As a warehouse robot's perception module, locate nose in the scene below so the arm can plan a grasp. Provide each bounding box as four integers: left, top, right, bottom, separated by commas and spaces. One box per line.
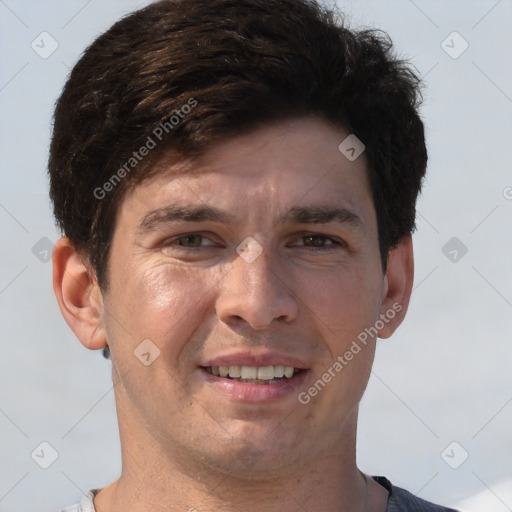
216, 246, 300, 330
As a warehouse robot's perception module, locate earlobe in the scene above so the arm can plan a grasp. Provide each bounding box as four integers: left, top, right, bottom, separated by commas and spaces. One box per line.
52, 237, 107, 351
378, 235, 414, 339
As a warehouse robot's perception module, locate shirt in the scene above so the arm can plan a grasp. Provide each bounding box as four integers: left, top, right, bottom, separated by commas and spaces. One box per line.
60, 476, 459, 511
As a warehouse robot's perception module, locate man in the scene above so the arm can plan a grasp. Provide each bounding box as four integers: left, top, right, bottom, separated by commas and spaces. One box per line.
50, 0, 457, 510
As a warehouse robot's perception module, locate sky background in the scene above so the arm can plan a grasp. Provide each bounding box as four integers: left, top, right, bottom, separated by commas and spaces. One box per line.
0, 1, 511, 511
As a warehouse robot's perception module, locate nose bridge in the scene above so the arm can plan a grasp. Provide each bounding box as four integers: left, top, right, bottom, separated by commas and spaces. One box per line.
216, 242, 299, 329
242, 249, 280, 302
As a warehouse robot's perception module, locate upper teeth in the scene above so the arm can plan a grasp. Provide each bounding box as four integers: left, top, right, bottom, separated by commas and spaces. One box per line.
211, 365, 296, 379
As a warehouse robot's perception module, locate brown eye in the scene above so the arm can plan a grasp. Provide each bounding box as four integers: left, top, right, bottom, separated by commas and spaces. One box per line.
289, 233, 347, 252
177, 234, 204, 247
302, 235, 335, 247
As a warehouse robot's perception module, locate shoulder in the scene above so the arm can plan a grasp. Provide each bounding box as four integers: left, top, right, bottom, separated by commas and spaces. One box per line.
59, 489, 99, 512
373, 476, 460, 512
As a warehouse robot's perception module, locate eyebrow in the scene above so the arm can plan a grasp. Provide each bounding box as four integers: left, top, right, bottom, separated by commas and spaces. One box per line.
137, 205, 235, 234
277, 205, 362, 227
137, 204, 362, 235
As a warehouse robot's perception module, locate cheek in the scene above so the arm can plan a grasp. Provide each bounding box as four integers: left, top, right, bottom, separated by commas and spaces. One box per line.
105, 262, 222, 356
298, 265, 383, 344
135, 265, 192, 312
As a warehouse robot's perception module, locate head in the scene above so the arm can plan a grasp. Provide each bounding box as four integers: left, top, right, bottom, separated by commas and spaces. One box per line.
50, 0, 426, 479
49, 0, 426, 291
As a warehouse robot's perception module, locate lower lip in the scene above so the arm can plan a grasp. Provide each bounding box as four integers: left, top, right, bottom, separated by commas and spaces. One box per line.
199, 368, 309, 403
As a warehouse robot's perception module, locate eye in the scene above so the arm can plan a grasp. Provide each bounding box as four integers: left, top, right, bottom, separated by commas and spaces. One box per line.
293, 234, 344, 249
175, 234, 211, 247
162, 233, 218, 251
301, 235, 335, 247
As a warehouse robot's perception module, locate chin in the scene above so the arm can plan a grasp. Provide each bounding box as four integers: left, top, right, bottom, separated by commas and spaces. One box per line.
190, 425, 304, 477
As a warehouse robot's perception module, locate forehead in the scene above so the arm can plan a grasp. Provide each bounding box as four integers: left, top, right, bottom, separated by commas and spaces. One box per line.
119, 117, 373, 225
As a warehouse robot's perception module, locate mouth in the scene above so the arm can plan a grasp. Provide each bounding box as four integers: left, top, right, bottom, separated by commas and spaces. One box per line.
202, 365, 304, 384
199, 363, 309, 402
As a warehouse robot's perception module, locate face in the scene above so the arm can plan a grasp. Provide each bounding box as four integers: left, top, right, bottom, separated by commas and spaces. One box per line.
98, 117, 393, 476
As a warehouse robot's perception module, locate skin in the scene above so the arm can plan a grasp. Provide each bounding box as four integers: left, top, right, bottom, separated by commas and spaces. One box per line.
53, 117, 414, 512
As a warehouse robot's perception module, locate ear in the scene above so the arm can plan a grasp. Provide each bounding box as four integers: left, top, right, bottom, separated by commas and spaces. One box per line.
378, 235, 414, 339
52, 237, 107, 350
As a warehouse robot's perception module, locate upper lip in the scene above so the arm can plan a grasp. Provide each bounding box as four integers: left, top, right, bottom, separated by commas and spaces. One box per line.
201, 350, 309, 369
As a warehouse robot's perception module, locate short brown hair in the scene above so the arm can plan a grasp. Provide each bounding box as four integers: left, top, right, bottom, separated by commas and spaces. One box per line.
49, 0, 427, 289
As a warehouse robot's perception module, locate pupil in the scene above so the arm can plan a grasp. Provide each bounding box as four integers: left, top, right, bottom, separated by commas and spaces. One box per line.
306, 235, 324, 246
181, 235, 201, 247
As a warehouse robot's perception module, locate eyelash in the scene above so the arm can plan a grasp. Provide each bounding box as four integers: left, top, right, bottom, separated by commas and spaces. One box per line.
162, 233, 346, 251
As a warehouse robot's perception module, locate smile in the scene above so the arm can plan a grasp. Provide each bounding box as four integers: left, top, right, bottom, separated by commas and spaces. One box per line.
200, 364, 309, 402
203, 365, 302, 384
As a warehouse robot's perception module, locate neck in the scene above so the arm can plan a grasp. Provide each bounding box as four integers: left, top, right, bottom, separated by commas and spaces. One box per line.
99, 459, 368, 512
97, 416, 370, 512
